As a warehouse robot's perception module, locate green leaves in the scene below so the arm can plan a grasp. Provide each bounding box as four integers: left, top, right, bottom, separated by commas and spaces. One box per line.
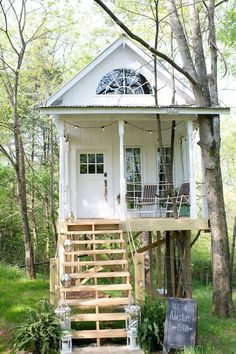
137, 297, 166, 353
12, 299, 62, 354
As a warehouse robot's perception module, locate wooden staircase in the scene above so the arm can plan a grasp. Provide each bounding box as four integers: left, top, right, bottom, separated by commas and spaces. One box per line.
59, 220, 132, 346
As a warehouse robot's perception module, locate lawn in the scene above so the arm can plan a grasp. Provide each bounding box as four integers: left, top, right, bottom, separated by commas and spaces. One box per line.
184, 283, 236, 354
0, 264, 49, 353
0, 263, 236, 353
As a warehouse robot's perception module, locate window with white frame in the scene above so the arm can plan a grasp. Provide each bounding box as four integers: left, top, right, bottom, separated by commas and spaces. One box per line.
157, 147, 172, 197
125, 147, 142, 207
80, 153, 104, 174
96, 68, 153, 95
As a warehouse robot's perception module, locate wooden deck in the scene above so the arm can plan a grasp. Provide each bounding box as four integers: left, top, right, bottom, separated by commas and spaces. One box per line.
59, 217, 209, 233
123, 217, 209, 232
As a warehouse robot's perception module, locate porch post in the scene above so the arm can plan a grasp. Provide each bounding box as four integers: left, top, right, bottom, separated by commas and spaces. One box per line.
55, 118, 67, 222
59, 135, 66, 221
65, 139, 70, 214
187, 120, 197, 219
119, 120, 126, 221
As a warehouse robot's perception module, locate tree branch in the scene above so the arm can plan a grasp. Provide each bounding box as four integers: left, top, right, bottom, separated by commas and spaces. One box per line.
0, 2, 20, 56
189, 1, 211, 105
215, 0, 229, 8
94, 0, 199, 87
0, 144, 16, 168
190, 230, 201, 248
118, 6, 154, 22
167, 0, 199, 83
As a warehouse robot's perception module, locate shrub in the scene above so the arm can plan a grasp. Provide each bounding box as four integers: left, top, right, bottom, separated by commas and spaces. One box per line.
0, 263, 25, 280
12, 299, 61, 354
137, 297, 166, 353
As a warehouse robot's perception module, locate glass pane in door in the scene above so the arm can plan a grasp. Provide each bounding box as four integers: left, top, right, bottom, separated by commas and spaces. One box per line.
125, 147, 142, 208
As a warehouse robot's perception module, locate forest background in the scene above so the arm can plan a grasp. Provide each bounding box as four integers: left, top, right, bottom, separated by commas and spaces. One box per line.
0, 0, 235, 293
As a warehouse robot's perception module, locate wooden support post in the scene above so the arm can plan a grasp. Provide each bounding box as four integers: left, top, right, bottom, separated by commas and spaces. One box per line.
170, 233, 176, 296
166, 231, 175, 297
50, 258, 60, 305
184, 230, 192, 298
59, 234, 65, 284
176, 231, 192, 298
156, 231, 163, 290
135, 253, 145, 302
149, 232, 154, 298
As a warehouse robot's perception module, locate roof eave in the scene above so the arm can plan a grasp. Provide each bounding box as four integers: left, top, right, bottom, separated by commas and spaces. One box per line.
40, 106, 230, 116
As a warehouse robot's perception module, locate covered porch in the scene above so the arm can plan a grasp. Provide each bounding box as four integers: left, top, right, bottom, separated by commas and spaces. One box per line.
40, 105, 229, 223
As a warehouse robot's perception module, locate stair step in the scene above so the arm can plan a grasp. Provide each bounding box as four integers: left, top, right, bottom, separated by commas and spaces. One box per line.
63, 259, 128, 267
61, 284, 132, 292
72, 329, 127, 339
64, 230, 123, 235
69, 239, 125, 245
65, 249, 126, 256
66, 297, 130, 308
70, 271, 130, 279
71, 313, 128, 322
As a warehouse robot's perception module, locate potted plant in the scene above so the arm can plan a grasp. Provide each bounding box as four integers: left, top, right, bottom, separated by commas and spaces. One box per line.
12, 299, 62, 354
137, 297, 166, 353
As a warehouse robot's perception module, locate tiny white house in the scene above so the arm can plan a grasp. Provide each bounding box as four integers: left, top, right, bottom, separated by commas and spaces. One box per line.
42, 35, 228, 229
44, 36, 229, 345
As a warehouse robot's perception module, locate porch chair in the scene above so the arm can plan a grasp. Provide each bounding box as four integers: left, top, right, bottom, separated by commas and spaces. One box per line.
165, 181, 190, 218
135, 184, 158, 217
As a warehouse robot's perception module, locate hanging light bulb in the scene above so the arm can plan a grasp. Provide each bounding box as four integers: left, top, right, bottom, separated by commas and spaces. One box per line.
149, 130, 153, 134
101, 126, 105, 132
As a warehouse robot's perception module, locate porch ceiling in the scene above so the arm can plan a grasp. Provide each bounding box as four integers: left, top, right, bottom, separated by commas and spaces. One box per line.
40, 105, 230, 116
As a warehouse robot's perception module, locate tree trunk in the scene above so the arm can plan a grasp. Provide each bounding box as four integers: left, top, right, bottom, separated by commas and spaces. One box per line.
30, 116, 38, 260
15, 132, 36, 279
49, 118, 58, 246
230, 215, 236, 289
199, 114, 233, 316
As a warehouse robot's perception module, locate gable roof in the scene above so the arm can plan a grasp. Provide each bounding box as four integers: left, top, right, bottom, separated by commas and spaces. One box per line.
46, 35, 194, 107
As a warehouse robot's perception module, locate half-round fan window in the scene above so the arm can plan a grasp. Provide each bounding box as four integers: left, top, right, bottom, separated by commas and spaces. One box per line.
96, 68, 153, 95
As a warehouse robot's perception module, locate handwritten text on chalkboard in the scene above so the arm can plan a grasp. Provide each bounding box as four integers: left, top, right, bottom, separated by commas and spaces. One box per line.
163, 298, 197, 353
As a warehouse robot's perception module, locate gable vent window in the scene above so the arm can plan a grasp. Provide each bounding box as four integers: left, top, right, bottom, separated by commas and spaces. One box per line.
96, 68, 153, 95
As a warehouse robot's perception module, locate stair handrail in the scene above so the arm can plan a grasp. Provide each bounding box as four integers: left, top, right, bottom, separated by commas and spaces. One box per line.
124, 204, 137, 265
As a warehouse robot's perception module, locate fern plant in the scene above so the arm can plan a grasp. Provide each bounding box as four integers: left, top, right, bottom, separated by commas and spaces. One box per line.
137, 297, 166, 353
12, 299, 62, 354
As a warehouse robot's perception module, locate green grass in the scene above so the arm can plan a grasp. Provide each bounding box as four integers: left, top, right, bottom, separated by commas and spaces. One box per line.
0, 263, 236, 353
182, 283, 236, 354
0, 263, 49, 353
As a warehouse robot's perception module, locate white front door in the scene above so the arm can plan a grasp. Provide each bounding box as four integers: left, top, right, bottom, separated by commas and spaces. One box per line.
77, 150, 112, 218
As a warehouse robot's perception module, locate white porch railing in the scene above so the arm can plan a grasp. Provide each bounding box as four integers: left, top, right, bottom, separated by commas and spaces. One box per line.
126, 182, 191, 219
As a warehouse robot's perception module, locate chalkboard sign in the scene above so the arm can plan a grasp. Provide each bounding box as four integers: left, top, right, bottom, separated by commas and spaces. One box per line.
163, 297, 197, 353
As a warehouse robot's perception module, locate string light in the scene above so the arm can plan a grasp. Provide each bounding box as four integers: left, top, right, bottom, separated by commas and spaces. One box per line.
65, 120, 184, 133
124, 120, 183, 133
65, 120, 118, 130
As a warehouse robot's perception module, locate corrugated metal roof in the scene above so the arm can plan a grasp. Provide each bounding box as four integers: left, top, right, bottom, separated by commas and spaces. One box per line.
41, 105, 228, 109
